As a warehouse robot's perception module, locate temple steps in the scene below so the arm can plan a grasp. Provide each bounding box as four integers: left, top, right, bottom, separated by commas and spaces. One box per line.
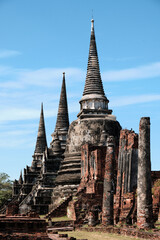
48, 184, 79, 215
58, 168, 81, 175
61, 161, 81, 167
60, 163, 81, 171
55, 151, 81, 184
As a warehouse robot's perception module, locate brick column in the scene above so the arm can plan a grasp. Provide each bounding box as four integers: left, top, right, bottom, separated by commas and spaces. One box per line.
102, 136, 115, 225
137, 117, 153, 228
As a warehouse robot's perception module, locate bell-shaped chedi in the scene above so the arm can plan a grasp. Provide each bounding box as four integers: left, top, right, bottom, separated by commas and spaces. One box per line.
54, 19, 121, 200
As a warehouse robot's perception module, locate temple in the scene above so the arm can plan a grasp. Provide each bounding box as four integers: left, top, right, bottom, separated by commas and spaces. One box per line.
10, 19, 160, 229
12, 73, 69, 215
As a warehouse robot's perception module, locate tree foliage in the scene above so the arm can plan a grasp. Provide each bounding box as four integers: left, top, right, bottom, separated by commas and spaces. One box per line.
0, 173, 12, 206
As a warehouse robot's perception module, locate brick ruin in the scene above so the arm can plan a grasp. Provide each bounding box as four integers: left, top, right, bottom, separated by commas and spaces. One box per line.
1, 18, 159, 234
114, 129, 138, 225
0, 202, 50, 239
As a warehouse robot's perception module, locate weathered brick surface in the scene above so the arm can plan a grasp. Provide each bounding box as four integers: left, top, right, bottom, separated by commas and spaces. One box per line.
79, 144, 106, 194
114, 129, 138, 224
0, 203, 49, 240
6, 202, 19, 216
137, 117, 153, 229
102, 136, 115, 225
152, 179, 160, 221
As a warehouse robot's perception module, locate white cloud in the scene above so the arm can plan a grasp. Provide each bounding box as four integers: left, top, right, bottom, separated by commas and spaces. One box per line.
0, 134, 34, 148
1, 61, 160, 91
110, 94, 160, 107
19, 67, 84, 87
0, 50, 21, 58
0, 108, 56, 122
0, 65, 12, 75
0, 104, 79, 122
102, 62, 160, 81
0, 66, 85, 89
0, 63, 160, 124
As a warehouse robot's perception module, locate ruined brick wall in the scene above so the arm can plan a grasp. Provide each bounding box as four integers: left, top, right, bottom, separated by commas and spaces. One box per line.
151, 171, 160, 185
0, 209, 49, 239
67, 190, 103, 224
114, 129, 138, 224
67, 144, 107, 223
152, 179, 160, 221
79, 144, 106, 194
6, 202, 19, 216
151, 171, 160, 222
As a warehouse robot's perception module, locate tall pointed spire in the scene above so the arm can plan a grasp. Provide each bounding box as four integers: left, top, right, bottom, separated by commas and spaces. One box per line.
83, 19, 105, 96
55, 72, 69, 131
34, 103, 47, 154
51, 73, 69, 151
78, 19, 112, 119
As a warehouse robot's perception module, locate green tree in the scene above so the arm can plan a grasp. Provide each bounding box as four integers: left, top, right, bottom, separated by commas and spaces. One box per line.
0, 173, 12, 206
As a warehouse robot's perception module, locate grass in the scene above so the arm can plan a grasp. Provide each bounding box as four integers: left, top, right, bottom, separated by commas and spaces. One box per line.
155, 221, 160, 229
40, 215, 72, 222
59, 230, 142, 240
51, 216, 72, 221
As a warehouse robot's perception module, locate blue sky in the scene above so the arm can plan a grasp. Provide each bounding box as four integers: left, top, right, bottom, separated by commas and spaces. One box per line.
0, 0, 160, 180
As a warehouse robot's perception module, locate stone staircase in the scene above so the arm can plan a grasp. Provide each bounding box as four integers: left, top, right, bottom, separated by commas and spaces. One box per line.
19, 182, 39, 213
18, 180, 53, 214
46, 185, 86, 220
46, 195, 72, 218
55, 152, 81, 185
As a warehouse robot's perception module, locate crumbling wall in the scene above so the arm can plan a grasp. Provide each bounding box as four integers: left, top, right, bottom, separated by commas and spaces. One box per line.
114, 129, 138, 224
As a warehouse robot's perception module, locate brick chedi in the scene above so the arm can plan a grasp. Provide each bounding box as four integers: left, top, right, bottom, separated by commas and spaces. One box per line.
14, 104, 48, 203
137, 117, 153, 228
49, 19, 121, 215
12, 74, 69, 215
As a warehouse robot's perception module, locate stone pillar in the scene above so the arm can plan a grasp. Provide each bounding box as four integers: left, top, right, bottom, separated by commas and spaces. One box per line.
137, 117, 153, 228
102, 136, 115, 225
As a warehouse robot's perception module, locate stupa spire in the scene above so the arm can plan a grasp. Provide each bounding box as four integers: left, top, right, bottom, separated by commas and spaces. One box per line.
78, 19, 112, 119
34, 103, 47, 154
83, 19, 105, 96
55, 72, 69, 131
